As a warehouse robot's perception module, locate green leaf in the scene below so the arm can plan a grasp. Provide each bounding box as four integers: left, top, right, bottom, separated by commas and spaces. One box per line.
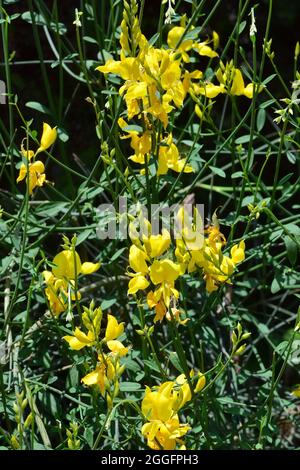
231, 171, 243, 179
257, 323, 270, 336
101, 298, 116, 310
122, 124, 143, 133
238, 21, 247, 34
83, 36, 98, 45
25, 101, 51, 115
169, 352, 183, 373
57, 127, 69, 142
75, 229, 94, 246
109, 247, 126, 263
143, 359, 161, 373
209, 166, 226, 178
21, 11, 66, 34
262, 74, 277, 85
256, 108, 266, 132
84, 428, 94, 449
235, 134, 256, 144
271, 273, 284, 294
149, 33, 159, 46
287, 151, 296, 164
284, 236, 298, 265
120, 382, 142, 392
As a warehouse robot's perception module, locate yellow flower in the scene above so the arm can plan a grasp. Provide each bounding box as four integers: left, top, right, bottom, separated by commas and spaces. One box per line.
167, 26, 194, 62
175, 207, 245, 293
21, 144, 34, 160
127, 245, 150, 295
141, 380, 192, 450
36, 122, 57, 154
142, 384, 174, 421
96, 57, 139, 81
81, 356, 116, 396
193, 41, 218, 58
172, 371, 206, 410
194, 371, 206, 393
129, 245, 148, 274
292, 385, 300, 398
52, 249, 100, 280
216, 65, 260, 99
143, 229, 171, 258
63, 327, 95, 350
197, 82, 226, 99
128, 275, 150, 295
231, 240, 246, 264
16, 160, 46, 195
43, 270, 68, 316
107, 340, 129, 356
149, 259, 181, 285
167, 25, 218, 62
158, 135, 193, 175
165, 307, 189, 325
147, 291, 167, 323
230, 68, 254, 98
105, 314, 124, 341
104, 315, 129, 357
142, 417, 190, 450
182, 69, 203, 99
213, 31, 220, 49
118, 117, 152, 165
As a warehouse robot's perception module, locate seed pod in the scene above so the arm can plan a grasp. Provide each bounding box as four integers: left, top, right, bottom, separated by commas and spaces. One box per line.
24, 413, 33, 429
11, 435, 20, 450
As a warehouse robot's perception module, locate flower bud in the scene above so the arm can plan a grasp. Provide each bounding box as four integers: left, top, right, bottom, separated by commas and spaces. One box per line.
241, 332, 251, 340
106, 394, 113, 410
231, 330, 238, 345
295, 42, 300, 60
235, 344, 246, 355
24, 413, 33, 429
13, 403, 19, 414
21, 398, 28, 410
135, 329, 145, 336
11, 435, 20, 449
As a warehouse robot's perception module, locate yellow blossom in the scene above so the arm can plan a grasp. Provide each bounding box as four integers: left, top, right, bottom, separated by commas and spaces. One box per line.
149, 259, 181, 285
81, 356, 116, 396
105, 314, 124, 341
231, 240, 246, 264
292, 385, 300, 398
63, 327, 95, 350
141, 379, 194, 450
17, 160, 46, 195
158, 135, 194, 175
142, 417, 190, 450
43, 270, 69, 316
52, 249, 100, 280
127, 245, 150, 295
36, 122, 57, 154
107, 339, 129, 356
143, 229, 171, 258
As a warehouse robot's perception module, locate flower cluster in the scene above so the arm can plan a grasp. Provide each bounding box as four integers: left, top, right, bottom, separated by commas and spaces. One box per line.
64, 302, 129, 407
175, 207, 245, 293
43, 236, 100, 317
97, 6, 258, 176
127, 215, 183, 323
127, 208, 245, 322
141, 371, 206, 450
17, 123, 57, 195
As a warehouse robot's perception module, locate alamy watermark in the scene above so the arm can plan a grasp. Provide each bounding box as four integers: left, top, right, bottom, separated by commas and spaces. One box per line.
95, 197, 205, 250
0, 80, 6, 105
